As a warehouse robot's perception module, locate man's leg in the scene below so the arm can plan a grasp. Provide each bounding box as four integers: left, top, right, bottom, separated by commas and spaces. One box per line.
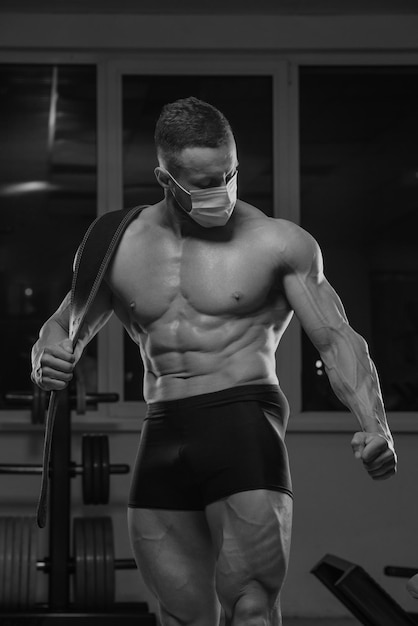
205, 489, 292, 626
128, 507, 221, 626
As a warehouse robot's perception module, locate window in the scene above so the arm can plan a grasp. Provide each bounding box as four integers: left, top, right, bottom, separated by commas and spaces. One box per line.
299, 66, 418, 412
0, 64, 97, 409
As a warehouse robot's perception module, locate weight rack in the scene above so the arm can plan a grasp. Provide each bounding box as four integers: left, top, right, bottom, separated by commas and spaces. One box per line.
1, 384, 156, 624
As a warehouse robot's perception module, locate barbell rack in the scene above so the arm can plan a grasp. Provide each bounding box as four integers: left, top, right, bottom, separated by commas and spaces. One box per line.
1, 382, 156, 623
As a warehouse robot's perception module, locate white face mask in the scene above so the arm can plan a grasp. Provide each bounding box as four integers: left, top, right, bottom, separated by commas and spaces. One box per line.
164, 170, 238, 228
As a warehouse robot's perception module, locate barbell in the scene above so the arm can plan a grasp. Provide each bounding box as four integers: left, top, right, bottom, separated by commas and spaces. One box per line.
0, 435, 129, 505
5, 384, 119, 425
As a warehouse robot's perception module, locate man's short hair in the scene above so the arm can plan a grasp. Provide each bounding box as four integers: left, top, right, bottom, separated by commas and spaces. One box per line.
155, 96, 233, 174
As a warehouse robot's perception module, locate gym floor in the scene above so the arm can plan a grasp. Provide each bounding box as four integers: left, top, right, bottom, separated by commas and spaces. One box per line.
285, 621, 356, 625
285, 621, 357, 625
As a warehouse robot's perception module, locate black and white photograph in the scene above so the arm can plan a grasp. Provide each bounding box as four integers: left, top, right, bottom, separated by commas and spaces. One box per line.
0, 2, 417, 624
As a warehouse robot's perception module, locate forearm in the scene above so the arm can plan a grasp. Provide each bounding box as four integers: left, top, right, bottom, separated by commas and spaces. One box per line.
31, 293, 72, 373
320, 326, 393, 441
31, 317, 69, 372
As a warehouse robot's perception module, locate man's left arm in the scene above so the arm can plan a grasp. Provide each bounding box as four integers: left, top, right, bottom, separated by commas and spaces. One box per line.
280, 223, 397, 480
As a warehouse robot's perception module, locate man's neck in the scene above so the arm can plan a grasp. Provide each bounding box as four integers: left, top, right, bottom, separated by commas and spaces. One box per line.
161, 195, 201, 238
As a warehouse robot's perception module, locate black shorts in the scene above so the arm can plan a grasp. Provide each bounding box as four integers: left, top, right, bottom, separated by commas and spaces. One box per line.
128, 384, 293, 511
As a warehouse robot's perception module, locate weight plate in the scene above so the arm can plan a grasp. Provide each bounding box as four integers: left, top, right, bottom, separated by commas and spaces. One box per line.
103, 516, 115, 605
0, 517, 6, 604
84, 518, 97, 608
19, 518, 30, 608
73, 516, 117, 609
100, 436, 110, 505
11, 517, 22, 608
82, 436, 93, 505
27, 517, 38, 607
4, 518, 14, 607
73, 517, 86, 607
94, 518, 106, 608
0, 516, 37, 609
92, 438, 102, 505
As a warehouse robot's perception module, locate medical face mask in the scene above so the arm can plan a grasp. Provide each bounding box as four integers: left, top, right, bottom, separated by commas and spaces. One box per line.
165, 170, 238, 228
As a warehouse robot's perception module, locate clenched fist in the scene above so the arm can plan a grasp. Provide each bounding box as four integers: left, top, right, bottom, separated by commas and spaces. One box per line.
31, 338, 75, 391
351, 432, 397, 480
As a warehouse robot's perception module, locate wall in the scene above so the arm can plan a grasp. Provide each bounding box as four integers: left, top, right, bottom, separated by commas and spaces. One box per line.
1, 11, 417, 620
1, 14, 418, 51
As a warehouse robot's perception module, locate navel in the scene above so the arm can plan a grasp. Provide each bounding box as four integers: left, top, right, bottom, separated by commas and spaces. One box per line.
232, 291, 243, 302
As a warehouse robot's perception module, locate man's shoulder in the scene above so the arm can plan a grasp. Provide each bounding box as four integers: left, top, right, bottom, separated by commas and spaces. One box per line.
236, 202, 310, 244
274, 220, 320, 273
120, 204, 161, 239
237, 205, 320, 272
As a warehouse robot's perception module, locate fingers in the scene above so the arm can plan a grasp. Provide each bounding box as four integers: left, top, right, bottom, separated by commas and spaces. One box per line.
351, 432, 397, 480
362, 438, 387, 467
33, 341, 76, 391
351, 431, 366, 459
363, 451, 397, 480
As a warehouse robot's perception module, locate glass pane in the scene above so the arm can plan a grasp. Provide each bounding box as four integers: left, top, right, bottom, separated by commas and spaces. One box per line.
122, 75, 273, 401
300, 66, 418, 412
0, 64, 97, 410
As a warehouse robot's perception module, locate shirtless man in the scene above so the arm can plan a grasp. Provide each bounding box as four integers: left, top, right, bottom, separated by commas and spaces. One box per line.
31, 97, 397, 626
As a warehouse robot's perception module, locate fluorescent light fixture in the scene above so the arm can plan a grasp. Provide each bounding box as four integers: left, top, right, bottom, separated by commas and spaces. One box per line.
0, 181, 58, 196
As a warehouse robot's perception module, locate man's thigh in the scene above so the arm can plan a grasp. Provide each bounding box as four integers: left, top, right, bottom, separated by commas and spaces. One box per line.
205, 490, 293, 611
128, 507, 221, 623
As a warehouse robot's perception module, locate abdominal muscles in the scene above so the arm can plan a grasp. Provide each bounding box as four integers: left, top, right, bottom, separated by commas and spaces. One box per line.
129, 296, 288, 402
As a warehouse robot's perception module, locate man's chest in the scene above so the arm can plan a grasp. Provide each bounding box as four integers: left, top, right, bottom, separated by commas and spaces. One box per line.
108, 234, 280, 324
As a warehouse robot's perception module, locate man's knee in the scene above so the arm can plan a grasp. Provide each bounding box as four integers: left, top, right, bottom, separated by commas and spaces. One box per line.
234, 594, 268, 625
229, 583, 280, 626
158, 588, 221, 626
159, 603, 220, 626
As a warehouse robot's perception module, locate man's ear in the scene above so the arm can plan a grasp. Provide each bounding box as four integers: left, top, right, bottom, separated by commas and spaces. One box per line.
154, 167, 171, 189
